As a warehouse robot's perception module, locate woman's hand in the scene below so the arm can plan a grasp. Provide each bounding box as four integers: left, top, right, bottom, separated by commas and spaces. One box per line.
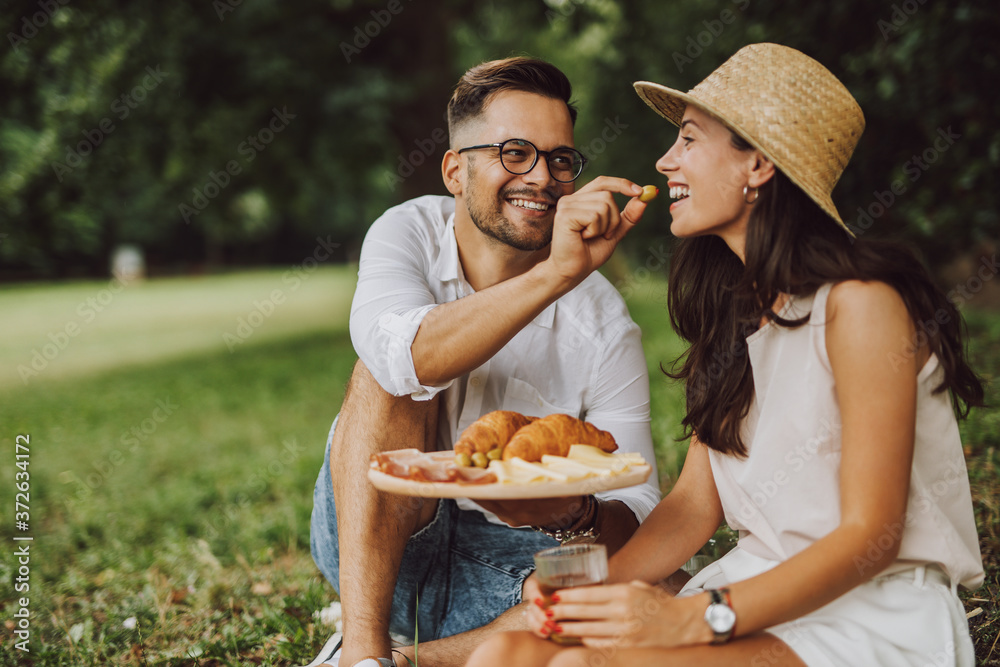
540, 581, 710, 648
524, 574, 560, 639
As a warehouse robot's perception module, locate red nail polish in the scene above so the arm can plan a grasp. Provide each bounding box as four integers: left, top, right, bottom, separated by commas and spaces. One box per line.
544, 619, 556, 629
551, 594, 561, 603
545, 608, 554, 618
554, 625, 563, 634
534, 597, 544, 607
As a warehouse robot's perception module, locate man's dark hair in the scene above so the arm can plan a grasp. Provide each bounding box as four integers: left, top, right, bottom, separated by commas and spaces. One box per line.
447, 56, 577, 145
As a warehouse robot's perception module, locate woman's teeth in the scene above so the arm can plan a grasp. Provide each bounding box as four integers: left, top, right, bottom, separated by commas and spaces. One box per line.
669, 186, 690, 200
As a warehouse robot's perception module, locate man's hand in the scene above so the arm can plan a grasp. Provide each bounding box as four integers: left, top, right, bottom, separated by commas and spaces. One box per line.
543, 177, 648, 290
475, 495, 588, 530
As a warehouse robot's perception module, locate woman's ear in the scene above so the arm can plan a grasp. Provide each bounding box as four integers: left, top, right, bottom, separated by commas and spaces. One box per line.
442, 150, 464, 196
748, 152, 775, 189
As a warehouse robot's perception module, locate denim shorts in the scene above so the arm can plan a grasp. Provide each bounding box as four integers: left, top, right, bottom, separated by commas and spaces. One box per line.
310, 418, 558, 641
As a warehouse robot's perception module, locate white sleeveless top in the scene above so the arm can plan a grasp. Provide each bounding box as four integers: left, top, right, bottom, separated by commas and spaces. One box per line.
708, 283, 984, 589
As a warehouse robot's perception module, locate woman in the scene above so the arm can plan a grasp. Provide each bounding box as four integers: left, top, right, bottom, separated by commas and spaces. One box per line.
466, 43, 984, 667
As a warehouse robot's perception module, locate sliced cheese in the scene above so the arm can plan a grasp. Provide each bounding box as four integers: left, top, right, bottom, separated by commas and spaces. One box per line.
565, 445, 639, 472
539, 455, 609, 479
509, 457, 571, 481
487, 447, 647, 485
489, 459, 547, 484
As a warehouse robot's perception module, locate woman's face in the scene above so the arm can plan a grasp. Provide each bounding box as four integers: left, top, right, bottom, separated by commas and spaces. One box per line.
655, 106, 756, 245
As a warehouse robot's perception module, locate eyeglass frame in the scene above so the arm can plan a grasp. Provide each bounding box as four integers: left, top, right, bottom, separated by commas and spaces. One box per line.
456, 138, 588, 183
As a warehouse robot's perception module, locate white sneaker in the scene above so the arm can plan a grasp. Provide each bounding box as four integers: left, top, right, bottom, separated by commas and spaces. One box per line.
298, 633, 396, 667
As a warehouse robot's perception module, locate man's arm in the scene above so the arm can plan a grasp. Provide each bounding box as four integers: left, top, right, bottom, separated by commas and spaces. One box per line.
411, 178, 647, 386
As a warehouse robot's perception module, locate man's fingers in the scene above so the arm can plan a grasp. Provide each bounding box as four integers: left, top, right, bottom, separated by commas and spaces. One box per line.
555, 195, 618, 239
609, 197, 648, 240
576, 175, 643, 198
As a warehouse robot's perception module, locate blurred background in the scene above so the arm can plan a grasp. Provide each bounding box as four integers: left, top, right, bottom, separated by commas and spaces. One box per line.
2, 0, 999, 664
2, 0, 998, 279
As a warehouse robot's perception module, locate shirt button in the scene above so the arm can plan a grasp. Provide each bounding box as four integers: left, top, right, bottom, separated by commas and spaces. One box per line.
379, 314, 391, 326
470, 377, 483, 387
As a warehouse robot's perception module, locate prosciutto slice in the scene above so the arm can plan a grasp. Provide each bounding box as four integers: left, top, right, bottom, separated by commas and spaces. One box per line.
370, 449, 497, 485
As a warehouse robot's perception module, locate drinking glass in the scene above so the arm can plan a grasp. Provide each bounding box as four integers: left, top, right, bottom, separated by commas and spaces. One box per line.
533, 543, 608, 645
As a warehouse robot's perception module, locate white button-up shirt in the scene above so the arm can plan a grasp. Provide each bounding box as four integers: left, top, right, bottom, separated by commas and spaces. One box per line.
350, 195, 660, 523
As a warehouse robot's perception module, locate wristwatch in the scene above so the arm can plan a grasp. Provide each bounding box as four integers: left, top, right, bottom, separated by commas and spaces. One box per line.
704, 588, 736, 644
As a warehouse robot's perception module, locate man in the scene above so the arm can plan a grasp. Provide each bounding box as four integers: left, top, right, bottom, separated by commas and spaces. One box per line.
304, 57, 660, 667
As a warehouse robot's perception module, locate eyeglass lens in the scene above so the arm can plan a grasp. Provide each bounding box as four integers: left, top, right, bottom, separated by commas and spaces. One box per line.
500, 140, 583, 182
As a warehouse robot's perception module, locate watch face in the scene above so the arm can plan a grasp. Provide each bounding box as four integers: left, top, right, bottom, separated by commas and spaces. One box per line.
706, 603, 736, 633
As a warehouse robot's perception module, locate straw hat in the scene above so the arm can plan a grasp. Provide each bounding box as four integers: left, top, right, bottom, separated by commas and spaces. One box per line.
634, 43, 864, 234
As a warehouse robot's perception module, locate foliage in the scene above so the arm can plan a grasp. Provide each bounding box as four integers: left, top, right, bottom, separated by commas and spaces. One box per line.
2, 0, 997, 278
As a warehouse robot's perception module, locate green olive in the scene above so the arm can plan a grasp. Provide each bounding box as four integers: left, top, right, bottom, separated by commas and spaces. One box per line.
638, 185, 659, 203
455, 452, 473, 467
486, 447, 502, 461
471, 452, 489, 468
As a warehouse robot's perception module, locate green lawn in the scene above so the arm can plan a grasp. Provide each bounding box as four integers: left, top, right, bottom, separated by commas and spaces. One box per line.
1, 267, 997, 665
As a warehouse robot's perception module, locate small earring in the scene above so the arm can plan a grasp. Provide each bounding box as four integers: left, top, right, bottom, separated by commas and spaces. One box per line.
743, 185, 759, 204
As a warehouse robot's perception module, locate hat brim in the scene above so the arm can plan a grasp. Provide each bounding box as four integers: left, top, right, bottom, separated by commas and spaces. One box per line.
633, 81, 852, 235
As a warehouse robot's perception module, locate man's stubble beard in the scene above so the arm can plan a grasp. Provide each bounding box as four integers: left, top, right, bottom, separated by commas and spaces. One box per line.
465, 161, 554, 252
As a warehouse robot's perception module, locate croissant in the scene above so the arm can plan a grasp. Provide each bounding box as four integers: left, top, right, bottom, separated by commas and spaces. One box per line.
502, 413, 617, 462
454, 410, 536, 458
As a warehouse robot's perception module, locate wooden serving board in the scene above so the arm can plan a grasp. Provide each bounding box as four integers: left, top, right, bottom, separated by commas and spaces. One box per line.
367, 464, 652, 499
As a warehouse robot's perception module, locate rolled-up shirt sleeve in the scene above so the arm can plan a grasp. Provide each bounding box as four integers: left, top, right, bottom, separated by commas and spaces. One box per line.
349, 203, 454, 400
585, 321, 661, 524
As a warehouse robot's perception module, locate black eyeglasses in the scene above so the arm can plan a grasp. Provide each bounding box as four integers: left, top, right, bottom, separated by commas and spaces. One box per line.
457, 138, 587, 183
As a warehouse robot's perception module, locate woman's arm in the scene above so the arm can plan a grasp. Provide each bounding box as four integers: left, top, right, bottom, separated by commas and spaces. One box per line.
606, 435, 724, 585
546, 280, 922, 648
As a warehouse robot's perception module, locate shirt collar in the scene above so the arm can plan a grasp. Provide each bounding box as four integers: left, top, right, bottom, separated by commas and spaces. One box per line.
431, 212, 460, 282
534, 301, 556, 328
432, 210, 557, 328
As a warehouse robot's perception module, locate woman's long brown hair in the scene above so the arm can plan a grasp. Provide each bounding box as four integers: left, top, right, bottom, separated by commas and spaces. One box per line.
665, 135, 985, 457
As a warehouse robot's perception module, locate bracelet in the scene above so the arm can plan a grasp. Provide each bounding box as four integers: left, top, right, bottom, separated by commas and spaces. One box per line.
534, 495, 600, 545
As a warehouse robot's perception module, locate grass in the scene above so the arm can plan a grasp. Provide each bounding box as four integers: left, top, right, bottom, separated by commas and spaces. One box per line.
0, 267, 997, 665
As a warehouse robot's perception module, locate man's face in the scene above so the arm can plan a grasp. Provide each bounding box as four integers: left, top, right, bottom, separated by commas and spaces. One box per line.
458, 90, 576, 251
